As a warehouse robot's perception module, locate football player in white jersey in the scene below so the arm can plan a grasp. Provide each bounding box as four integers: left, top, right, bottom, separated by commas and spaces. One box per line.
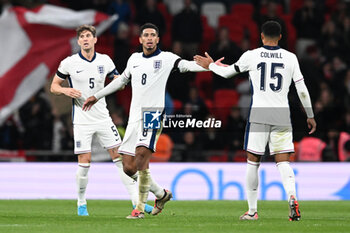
50, 24, 153, 216
83, 23, 221, 219
194, 21, 317, 221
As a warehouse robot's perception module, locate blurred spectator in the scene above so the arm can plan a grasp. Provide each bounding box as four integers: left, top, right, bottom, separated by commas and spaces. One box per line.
320, 20, 344, 59
293, 0, 324, 58
166, 41, 193, 102
256, 0, 287, 49
330, 0, 348, 29
184, 87, 208, 120
208, 27, 242, 89
151, 133, 173, 162
113, 22, 131, 72
322, 127, 340, 161
0, 116, 22, 149
201, 114, 225, 150
179, 131, 205, 162
19, 90, 53, 150
108, 0, 131, 35
225, 107, 245, 152
52, 108, 64, 152
314, 82, 337, 139
172, 0, 203, 59
135, 0, 166, 36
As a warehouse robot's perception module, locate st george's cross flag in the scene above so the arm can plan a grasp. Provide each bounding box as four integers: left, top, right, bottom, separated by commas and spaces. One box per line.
0, 4, 117, 125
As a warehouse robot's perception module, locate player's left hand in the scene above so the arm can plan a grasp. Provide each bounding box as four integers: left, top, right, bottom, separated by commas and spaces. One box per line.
82, 96, 98, 111
194, 52, 214, 69
307, 118, 317, 134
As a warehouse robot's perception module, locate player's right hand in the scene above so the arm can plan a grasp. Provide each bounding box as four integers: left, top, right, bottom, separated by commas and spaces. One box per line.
64, 88, 81, 99
82, 96, 97, 111
307, 118, 317, 134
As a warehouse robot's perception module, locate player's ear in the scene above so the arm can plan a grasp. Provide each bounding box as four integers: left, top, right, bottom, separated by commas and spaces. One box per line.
156, 36, 159, 44
279, 34, 282, 41
139, 36, 142, 44
94, 37, 97, 44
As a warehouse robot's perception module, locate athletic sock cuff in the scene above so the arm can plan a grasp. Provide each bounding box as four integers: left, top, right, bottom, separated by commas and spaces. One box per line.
276, 161, 290, 167
78, 163, 90, 168
247, 160, 260, 166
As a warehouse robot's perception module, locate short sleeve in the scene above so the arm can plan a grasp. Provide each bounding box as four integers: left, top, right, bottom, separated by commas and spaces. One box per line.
56, 57, 69, 80
234, 50, 252, 72
120, 53, 136, 80
105, 55, 119, 80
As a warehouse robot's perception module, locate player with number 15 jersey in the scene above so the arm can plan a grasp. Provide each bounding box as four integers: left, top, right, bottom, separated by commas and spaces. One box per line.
235, 45, 304, 126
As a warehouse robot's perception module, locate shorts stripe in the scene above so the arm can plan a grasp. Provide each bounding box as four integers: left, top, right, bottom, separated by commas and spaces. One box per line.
105, 143, 122, 150
136, 143, 151, 149
246, 149, 265, 155
149, 128, 158, 151
270, 149, 294, 155
118, 150, 135, 156
74, 150, 91, 154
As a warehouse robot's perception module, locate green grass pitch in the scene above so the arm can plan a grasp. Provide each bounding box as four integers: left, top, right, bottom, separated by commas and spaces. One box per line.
0, 200, 349, 233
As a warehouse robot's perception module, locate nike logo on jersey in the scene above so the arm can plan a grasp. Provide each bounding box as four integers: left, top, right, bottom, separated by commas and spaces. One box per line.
139, 139, 146, 141
76, 70, 84, 73
133, 65, 139, 68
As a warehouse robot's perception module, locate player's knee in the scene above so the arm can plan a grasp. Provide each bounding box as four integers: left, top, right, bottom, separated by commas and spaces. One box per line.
123, 163, 137, 176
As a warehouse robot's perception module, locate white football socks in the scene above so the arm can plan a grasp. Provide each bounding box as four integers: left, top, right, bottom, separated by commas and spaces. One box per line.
76, 163, 90, 206
246, 160, 260, 215
136, 169, 151, 212
113, 158, 138, 206
129, 171, 165, 199
276, 161, 297, 199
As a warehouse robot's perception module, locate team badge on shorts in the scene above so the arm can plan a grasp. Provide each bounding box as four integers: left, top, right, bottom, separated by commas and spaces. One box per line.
143, 110, 162, 129
154, 60, 162, 71
76, 141, 81, 148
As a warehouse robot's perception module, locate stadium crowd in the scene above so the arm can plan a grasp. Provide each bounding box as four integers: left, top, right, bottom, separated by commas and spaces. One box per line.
1, 0, 350, 162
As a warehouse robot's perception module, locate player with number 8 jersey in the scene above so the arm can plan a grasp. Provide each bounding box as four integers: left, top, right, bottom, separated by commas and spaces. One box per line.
82, 23, 218, 219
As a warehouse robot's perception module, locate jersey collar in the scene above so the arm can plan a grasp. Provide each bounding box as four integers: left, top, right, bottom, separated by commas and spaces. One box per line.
263, 45, 280, 50
142, 48, 161, 58
79, 51, 96, 62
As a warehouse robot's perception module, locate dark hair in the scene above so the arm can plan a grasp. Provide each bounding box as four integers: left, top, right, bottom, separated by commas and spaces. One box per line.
261, 21, 281, 38
140, 23, 159, 36
76, 24, 96, 38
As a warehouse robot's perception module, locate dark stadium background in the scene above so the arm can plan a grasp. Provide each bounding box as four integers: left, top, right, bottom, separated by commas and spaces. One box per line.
0, 0, 349, 163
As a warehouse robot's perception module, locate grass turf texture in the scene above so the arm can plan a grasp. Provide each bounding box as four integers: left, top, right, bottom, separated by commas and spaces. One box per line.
0, 200, 349, 233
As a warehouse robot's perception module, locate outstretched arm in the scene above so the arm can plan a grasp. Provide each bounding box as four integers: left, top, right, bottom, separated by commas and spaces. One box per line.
82, 75, 129, 111
194, 52, 238, 78
295, 79, 316, 134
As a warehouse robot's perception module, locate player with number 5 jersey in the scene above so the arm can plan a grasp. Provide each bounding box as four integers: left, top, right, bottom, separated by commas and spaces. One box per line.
50, 24, 153, 217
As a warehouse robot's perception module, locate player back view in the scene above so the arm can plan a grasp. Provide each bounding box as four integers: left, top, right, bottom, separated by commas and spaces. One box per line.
195, 21, 317, 221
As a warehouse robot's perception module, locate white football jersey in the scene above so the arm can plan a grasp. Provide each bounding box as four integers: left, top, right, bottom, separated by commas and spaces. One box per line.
235, 45, 303, 126
57, 52, 118, 124
120, 49, 180, 123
